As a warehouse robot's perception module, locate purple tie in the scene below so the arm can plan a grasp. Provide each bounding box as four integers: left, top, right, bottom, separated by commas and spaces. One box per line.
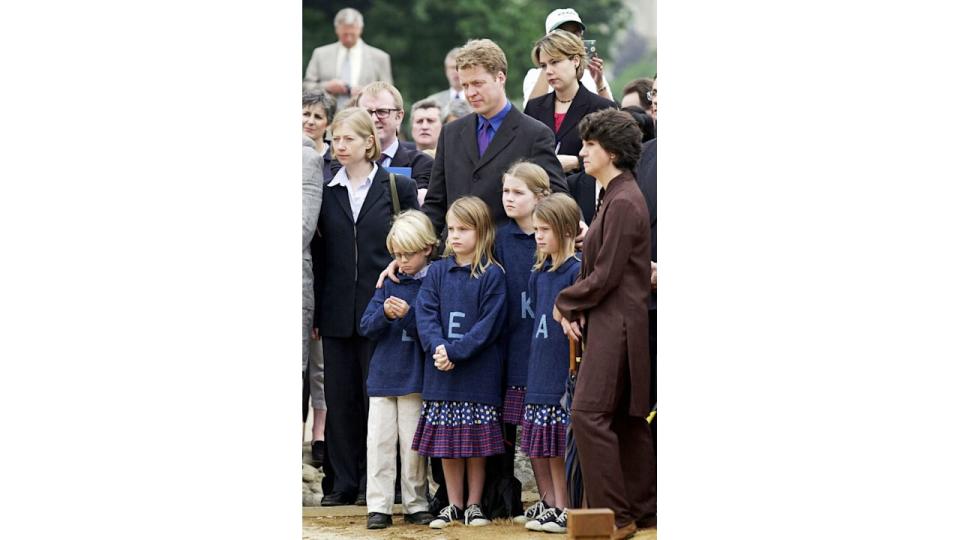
477, 121, 493, 157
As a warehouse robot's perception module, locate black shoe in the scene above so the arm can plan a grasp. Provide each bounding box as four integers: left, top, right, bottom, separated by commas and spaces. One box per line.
464, 504, 491, 527
355, 492, 366, 506
429, 505, 463, 529
366, 512, 392, 529
311, 441, 326, 465
320, 492, 355, 506
404, 511, 435, 525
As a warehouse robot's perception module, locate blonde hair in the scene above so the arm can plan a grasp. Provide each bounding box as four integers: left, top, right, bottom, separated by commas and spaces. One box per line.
330, 107, 381, 162
531, 30, 586, 80
502, 161, 552, 199
386, 210, 438, 255
532, 194, 581, 271
444, 196, 499, 278
456, 39, 508, 78
357, 81, 404, 111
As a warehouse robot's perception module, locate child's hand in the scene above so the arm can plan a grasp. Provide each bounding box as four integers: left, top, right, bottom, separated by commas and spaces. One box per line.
383, 297, 397, 320
392, 298, 410, 318
433, 344, 453, 371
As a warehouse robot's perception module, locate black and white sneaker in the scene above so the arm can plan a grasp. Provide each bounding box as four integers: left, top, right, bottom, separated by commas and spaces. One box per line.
429, 504, 463, 529
525, 506, 556, 531
464, 504, 491, 527
513, 499, 547, 524
540, 508, 567, 534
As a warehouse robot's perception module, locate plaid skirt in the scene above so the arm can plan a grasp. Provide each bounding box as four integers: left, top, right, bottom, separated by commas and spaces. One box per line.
412, 400, 505, 458
519, 404, 569, 458
502, 385, 526, 425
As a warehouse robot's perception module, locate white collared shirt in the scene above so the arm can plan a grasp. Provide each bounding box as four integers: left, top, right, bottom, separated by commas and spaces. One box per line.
335, 39, 365, 87
449, 88, 464, 102
380, 139, 399, 168
413, 263, 431, 280
328, 163, 378, 222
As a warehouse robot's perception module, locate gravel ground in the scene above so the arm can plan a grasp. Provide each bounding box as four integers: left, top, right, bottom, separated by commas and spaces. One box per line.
302, 514, 657, 539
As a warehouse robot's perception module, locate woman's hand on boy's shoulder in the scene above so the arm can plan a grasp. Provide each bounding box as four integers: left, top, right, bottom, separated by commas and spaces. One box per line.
376, 260, 401, 288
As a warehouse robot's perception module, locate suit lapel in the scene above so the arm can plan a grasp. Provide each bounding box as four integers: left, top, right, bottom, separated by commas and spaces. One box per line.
356, 168, 387, 224
476, 108, 518, 171
392, 143, 410, 168
359, 44, 373, 83
555, 84, 590, 143
461, 115, 480, 168
330, 184, 354, 223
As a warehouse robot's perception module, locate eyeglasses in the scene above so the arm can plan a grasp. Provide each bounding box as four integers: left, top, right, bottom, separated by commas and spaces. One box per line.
646, 89, 657, 101
366, 108, 400, 119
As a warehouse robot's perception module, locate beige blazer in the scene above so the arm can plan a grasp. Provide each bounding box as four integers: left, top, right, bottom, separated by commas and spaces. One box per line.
303, 40, 393, 93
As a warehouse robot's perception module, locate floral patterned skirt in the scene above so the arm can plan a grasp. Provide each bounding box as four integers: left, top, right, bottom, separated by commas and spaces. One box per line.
519, 404, 569, 458
502, 385, 526, 425
412, 400, 505, 458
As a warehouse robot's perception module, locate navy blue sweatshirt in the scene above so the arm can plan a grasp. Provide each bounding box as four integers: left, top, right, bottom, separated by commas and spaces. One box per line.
359, 271, 426, 397
524, 256, 582, 406
415, 256, 507, 406
493, 221, 538, 388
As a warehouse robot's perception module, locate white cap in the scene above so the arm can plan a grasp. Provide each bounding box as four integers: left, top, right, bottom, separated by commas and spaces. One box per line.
544, 8, 585, 34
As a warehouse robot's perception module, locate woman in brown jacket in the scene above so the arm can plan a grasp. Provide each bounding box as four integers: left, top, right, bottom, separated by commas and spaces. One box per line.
553, 109, 655, 539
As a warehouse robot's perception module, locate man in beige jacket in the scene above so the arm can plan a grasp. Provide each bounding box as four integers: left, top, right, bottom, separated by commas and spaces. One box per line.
303, 8, 393, 108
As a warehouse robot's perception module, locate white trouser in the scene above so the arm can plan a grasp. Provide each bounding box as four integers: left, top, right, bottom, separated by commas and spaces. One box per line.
366, 393, 429, 514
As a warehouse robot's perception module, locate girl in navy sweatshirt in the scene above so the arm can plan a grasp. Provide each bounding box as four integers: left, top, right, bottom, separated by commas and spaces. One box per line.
359, 210, 438, 529
519, 194, 582, 534
493, 162, 552, 524
413, 196, 507, 529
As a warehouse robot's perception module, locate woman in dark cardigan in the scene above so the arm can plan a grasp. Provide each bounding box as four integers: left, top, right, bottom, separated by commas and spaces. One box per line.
523, 30, 617, 174
315, 107, 419, 505
553, 109, 655, 540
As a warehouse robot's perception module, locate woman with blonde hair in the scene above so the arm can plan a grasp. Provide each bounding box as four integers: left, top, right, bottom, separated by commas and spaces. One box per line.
314, 106, 420, 506
523, 30, 617, 173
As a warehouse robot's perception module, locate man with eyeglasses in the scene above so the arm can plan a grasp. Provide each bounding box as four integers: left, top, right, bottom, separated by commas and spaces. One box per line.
333, 81, 434, 205
648, 76, 657, 121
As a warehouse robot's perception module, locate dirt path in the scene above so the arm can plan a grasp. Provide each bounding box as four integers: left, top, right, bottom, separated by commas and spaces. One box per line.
302, 514, 657, 539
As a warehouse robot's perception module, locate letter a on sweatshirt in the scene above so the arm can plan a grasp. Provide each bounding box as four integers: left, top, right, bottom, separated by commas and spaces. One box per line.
535, 314, 548, 339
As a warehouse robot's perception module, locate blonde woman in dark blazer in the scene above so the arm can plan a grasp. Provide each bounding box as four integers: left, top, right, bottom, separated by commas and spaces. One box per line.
315, 107, 418, 505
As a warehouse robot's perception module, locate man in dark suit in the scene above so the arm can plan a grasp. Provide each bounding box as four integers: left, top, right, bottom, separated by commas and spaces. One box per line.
635, 137, 657, 448
415, 38, 565, 521
421, 39, 566, 235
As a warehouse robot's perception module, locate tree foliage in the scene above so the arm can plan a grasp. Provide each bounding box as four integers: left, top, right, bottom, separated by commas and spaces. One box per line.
303, 0, 630, 111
